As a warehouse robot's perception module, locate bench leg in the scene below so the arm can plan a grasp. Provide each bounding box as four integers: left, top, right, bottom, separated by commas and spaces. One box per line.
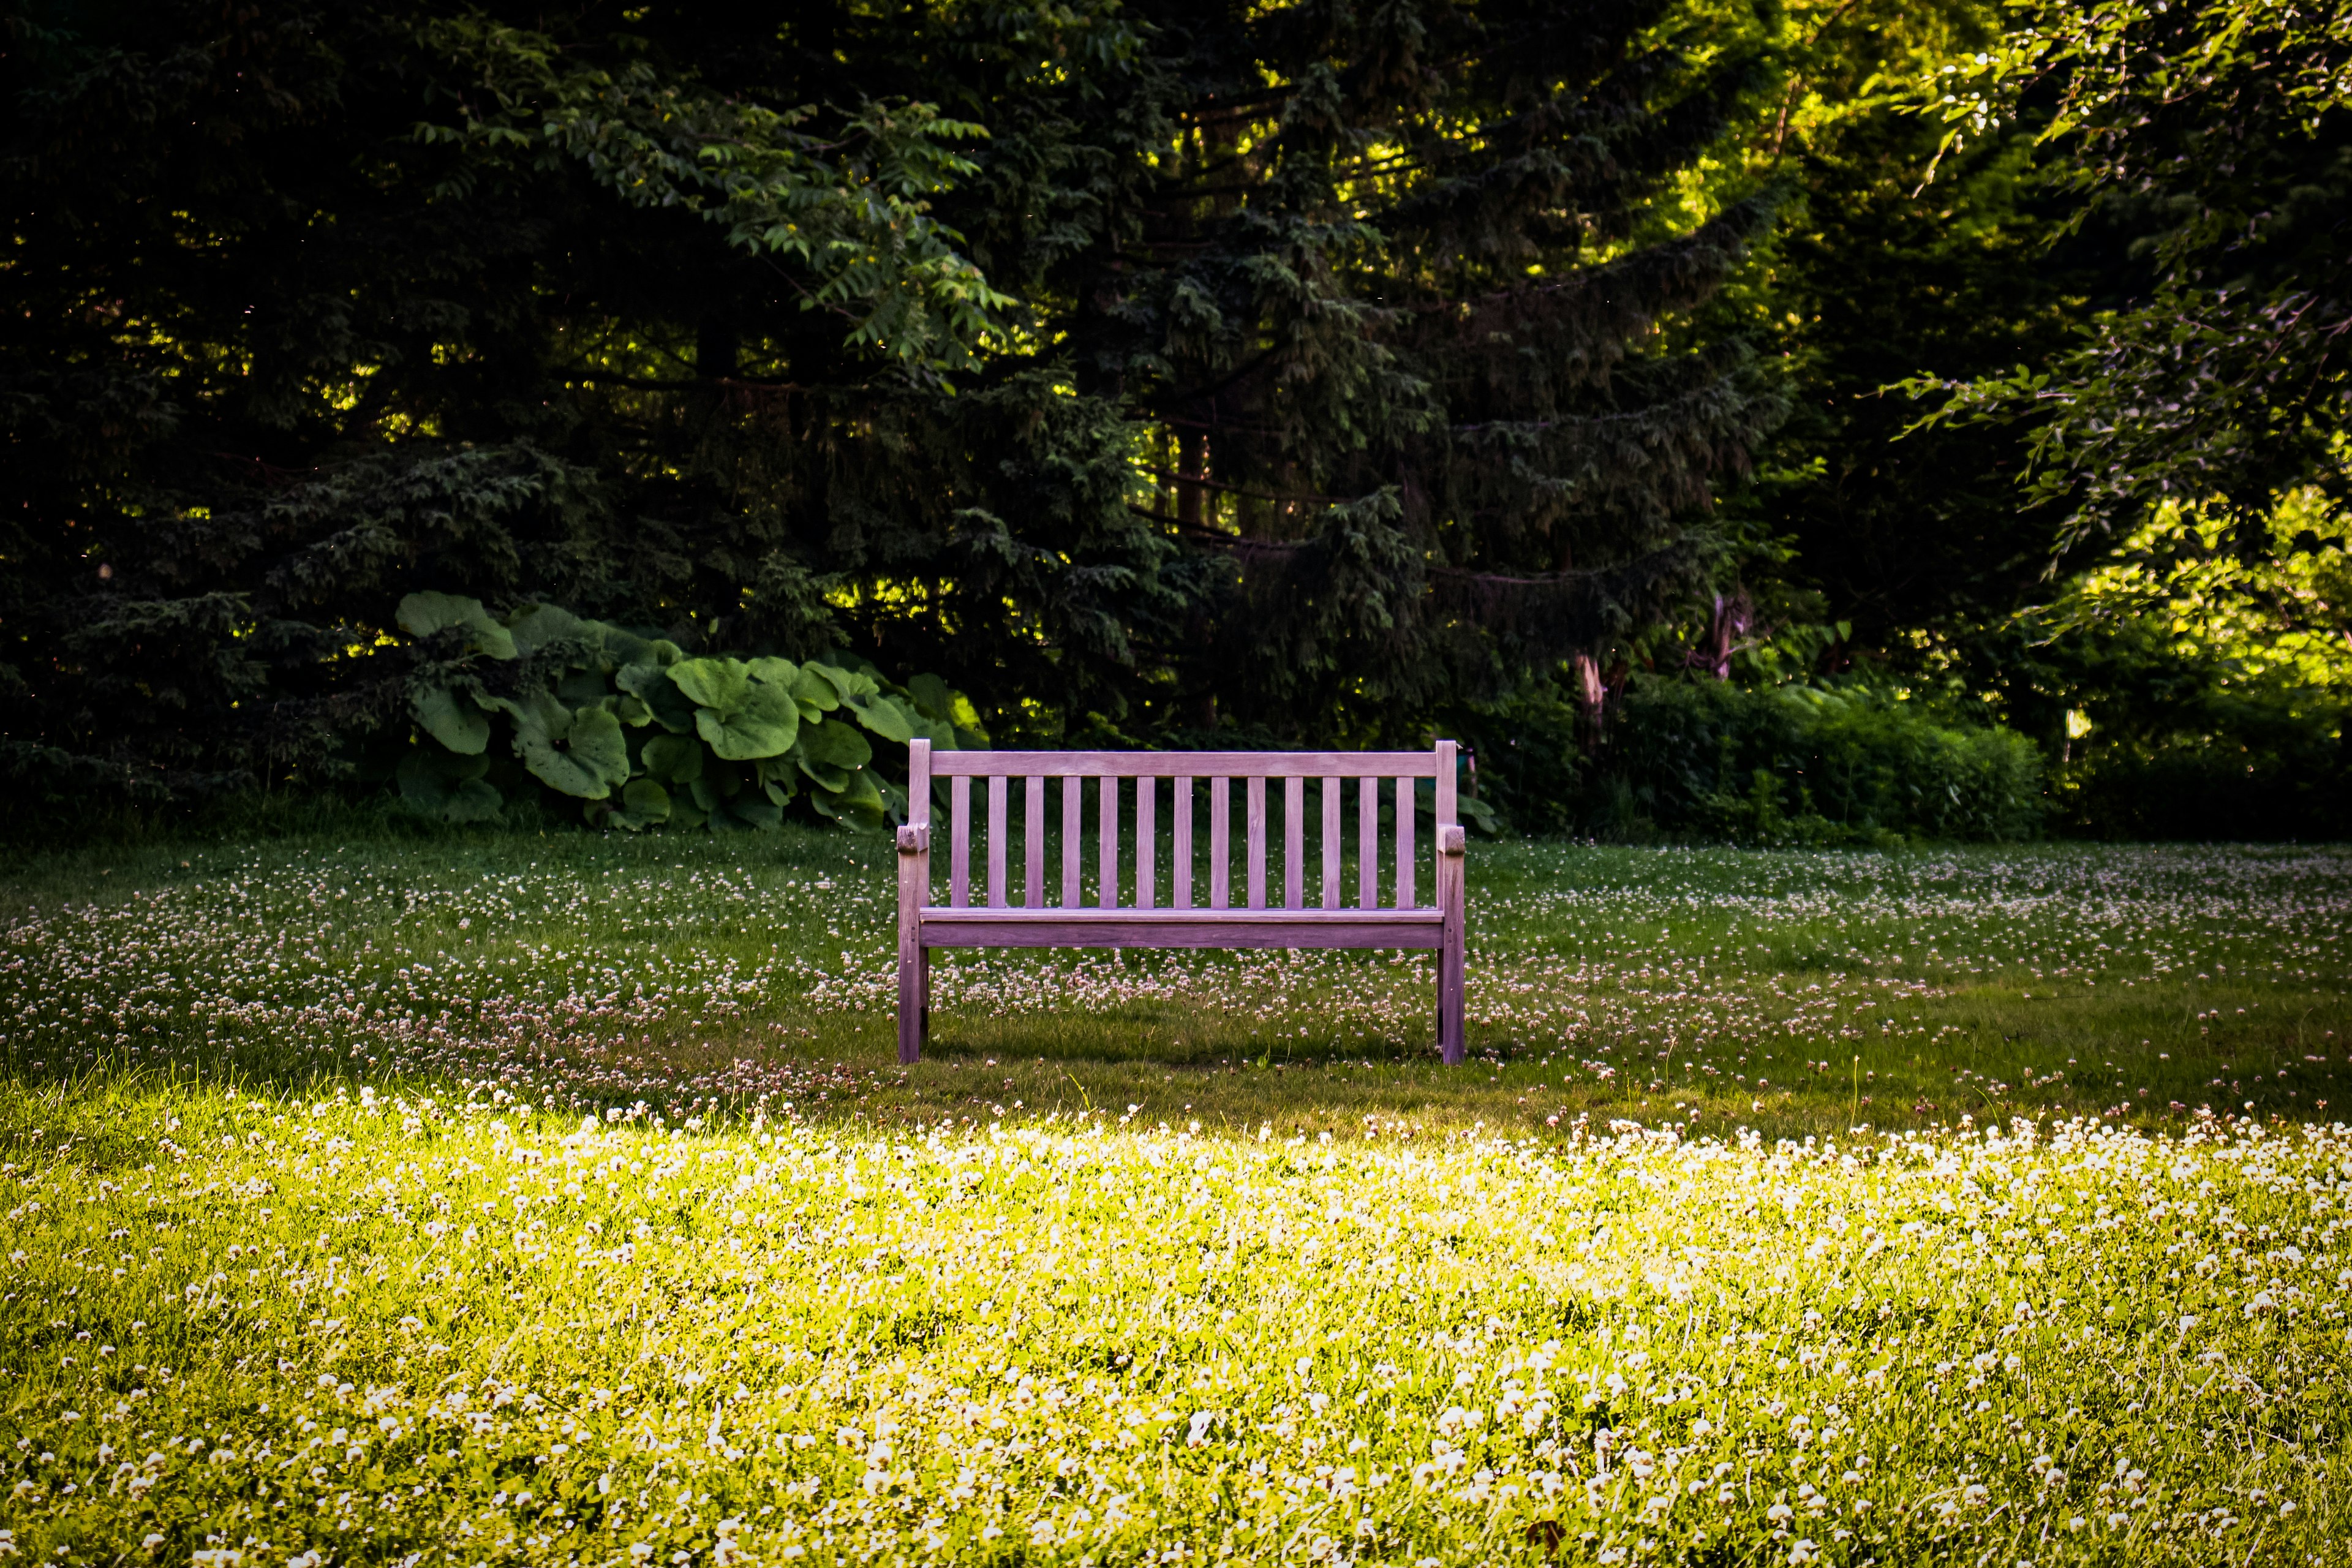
1437, 842, 1467, 1065
1438, 940, 1465, 1064
897, 826, 930, 1065
897, 941, 927, 1065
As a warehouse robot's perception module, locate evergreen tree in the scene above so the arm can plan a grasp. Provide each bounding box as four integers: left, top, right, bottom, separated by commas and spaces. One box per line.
1024, 0, 1784, 735
1, 0, 1779, 808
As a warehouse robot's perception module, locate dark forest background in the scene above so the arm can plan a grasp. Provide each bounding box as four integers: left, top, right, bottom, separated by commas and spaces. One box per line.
4, 0, 2345, 842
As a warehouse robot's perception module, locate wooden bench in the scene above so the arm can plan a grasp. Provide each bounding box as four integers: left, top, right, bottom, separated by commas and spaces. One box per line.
894, 741, 1468, 1065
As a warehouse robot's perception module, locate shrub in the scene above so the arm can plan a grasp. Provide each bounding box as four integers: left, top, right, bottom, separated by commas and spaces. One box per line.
393, 595, 984, 832
1468, 676, 2044, 843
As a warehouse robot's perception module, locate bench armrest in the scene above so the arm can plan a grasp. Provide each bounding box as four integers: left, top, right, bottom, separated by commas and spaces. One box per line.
1438, 824, 1466, 856
897, 824, 930, 855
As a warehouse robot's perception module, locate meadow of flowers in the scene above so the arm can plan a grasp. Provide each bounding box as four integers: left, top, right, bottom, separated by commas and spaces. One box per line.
3, 834, 2351, 1565
1, 834, 2344, 1135
5, 1080, 2351, 1567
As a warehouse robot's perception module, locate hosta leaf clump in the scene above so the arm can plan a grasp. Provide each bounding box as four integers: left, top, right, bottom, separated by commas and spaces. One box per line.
390, 592, 978, 832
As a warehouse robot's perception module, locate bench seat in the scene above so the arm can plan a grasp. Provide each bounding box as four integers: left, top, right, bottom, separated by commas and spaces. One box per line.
918, 906, 1446, 949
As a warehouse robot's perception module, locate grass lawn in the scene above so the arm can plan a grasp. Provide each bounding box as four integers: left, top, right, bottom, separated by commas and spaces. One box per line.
4, 831, 2350, 1565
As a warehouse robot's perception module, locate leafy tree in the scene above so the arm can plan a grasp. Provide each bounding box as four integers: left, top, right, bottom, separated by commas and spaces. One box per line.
2, 0, 1784, 813
1064, 0, 1784, 734
1, 0, 1016, 804
1665, 0, 2108, 676
1910, 0, 2352, 560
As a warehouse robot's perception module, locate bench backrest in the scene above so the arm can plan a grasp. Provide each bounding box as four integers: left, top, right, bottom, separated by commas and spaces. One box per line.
907, 741, 1458, 913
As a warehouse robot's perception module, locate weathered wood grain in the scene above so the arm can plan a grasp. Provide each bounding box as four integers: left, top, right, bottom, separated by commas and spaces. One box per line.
920, 908, 1445, 951
1025, 774, 1045, 909
1174, 776, 1194, 910
1210, 778, 1231, 911
951, 775, 971, 909
1061, 774, 1083, 908
1098, 772, 1118, 911
988, 774, 1009, 910
1395, 775, 1415, 910
1284, 774, 1304, 910
1247, 775, 1267, 911
1136, 775, 1155, 909
1321, 777, 1341, 909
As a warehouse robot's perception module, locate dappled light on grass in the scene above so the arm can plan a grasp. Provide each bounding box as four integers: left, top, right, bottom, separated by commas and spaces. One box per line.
4, 1086, 2351, 1565
3, 835, 2351, 1563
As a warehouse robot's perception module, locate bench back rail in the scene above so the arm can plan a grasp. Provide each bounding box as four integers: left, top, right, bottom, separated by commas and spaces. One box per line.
894, 742, 1466, 1066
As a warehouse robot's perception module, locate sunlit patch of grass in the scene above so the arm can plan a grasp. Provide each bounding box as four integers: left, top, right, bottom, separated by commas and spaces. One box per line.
3, 1082, 2350, 1566
3, 835, 2351, 1562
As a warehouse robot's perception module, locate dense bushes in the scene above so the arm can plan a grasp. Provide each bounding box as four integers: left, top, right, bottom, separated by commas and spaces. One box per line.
2049, 653, 2349, 841
1464, 677, 2045, 843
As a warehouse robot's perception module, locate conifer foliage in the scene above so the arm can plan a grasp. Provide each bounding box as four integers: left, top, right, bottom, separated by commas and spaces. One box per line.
1, 0, 1777, 809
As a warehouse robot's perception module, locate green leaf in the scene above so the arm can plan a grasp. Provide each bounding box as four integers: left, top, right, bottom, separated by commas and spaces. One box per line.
607, 778, 672, 831
755, 756, 801, 803
807, 766, 885, 828
905, 673, 954, 722
745, 656, 801, 690
505, 603, 597, 657
797, 758, 852, 793
398, 592, 517, 660
617, 663, 699, 733
844, 692, 917, 744
668, 657, 752, 712
789, 665, 842, 717
510, 692, 630, 799
412, 685, 491, 755
804, 661, 880, 704
693, 677, 801, 760
641, 733, 704, 784
796, 716, 872, 771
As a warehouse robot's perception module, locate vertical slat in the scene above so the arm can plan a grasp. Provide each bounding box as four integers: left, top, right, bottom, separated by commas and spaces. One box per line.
1284, 775, 1304, 908
1025, 775, 1046, 908
1358, 774, 1377, 908
987, 774, 1009, 908
1136, 776, 1155, 908
1174, 777, 1194, 909
1209, 778, 1231, 910
1395, 775, 1415, 909
1061, 774, 1083, 907
951, 775, 971, 908
1321, 777, 1341, 908
1246, 775, 1267, 910
1098, 774, 1119, 909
